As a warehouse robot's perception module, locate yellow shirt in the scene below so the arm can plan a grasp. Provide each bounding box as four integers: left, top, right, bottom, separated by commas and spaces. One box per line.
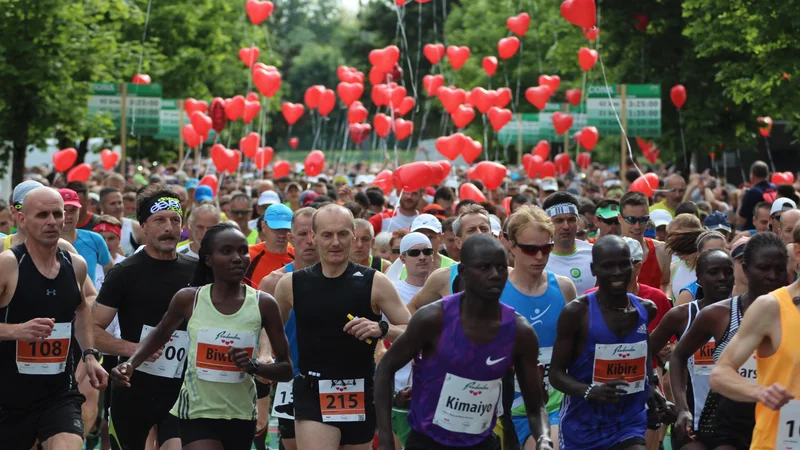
649, 200, 675, 217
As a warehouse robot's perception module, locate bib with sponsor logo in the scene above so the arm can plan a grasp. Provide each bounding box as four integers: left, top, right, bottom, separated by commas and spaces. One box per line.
592, 341, 648, 394
16, 323, 71, 375
195, 327, 257, 383
318, 378, 366, 422
272, 380, 295, 420
692, 338, 716, 376
136, 325, 190, 378
433, 373, 501, 435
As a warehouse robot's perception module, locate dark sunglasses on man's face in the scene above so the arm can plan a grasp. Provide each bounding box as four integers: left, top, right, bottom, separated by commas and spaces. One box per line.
405, 248, 434, 257
391, 248, 401, 254
622, 215, 650, 225
576, 230, 588, 238
514, 241, 555, 256
599, 216, 618, 225
231, 209, 251, 216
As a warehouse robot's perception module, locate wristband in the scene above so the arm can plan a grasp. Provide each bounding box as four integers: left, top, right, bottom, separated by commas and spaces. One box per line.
537, 435, 553, 448
584, 383, 597, 400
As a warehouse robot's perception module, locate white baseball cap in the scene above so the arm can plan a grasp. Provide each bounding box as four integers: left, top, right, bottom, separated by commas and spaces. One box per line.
540, 178, 558, 193
650, 209, 673, 228
771, 197, 797, 216
410, 214, 443, 234
257, 190, 281, 206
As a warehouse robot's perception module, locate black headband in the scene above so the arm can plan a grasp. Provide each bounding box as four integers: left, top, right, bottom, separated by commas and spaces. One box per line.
138, 195, 183, 224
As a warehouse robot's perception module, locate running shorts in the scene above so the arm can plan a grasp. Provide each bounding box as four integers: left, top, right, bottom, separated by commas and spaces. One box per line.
179, 418, 256, 450
256, 379, 272, 399
292, 374, 376, 446
108, 380, 180, 450
405, 430, 501, 450
0, 389, 85, 450
278, 417, 296, 440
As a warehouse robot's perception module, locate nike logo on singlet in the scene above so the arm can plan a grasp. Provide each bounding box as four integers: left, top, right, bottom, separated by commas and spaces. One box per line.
486, 356, 506, 366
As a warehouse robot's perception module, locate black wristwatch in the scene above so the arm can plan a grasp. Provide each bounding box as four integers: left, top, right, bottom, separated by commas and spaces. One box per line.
378, 320, 389, 338
82, 348, 100, 363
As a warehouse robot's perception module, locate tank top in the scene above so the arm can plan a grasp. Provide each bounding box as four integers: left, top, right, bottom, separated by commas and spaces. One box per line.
639, 238, 662, 290
671, 260, 697, 301
171, 284, 262, 421
3, 234, 12, 251
0, 244, 81, 409
292, 261, 378, 379
408, 293, 516, 447
752, 287, 800, 450
558, 292, 650, 450
448, 264, 459, 295
685, 301, 711, 429
498, 270, 565, 416
283, 263, 299, 376
120, 218, 138, 256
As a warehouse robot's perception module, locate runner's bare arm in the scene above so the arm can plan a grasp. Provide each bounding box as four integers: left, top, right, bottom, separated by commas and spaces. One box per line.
372, 271, 411, 340
126, 287, 195, 369
655, 241, 672, 292
549, 300, 590, 397
406, 267, 449, 314
72, 255, 96, 352
513, 314, 550, 445
83, 276, 97, 306
375, 303, 443, 450
274, 273, 294, 325
556, 275, 577, 302
249, 292, 293, 382
648, 305, 685, 363
258, 267, 287, 296
92, 303, 139, 357
711, 294, 787, 405
675, 289, 694, 306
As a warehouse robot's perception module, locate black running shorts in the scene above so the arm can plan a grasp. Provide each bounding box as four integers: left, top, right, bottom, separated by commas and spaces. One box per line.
179, 418, 256, 450
108, 380, 180, 450
0, 389, 85, 450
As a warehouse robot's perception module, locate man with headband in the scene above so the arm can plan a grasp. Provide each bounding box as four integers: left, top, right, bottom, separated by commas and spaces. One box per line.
92, 183, 196, 450
543, 192, 596, 294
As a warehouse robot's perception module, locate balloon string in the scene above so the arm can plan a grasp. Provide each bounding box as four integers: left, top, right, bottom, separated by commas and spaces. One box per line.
764, 136, 776, 172
677, 109, 688, 172
130, 0, 153, 137
414, 2, 422, 100
263, 23, 273, 58
579, 70, 587, 161
482, 114, 489, 160
312, 115, 323, 150
514, 39, 523, 113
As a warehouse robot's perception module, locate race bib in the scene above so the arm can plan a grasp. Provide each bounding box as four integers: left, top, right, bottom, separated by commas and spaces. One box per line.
136, 325, 190, 379
593, 341, 648, 394
776, 400, 800, 450
433, 373, 501, 435
16, 322, 71, 375
692, 338, 716, 376
318, 378, 366, 422
738, 352, 758, 381
272, 380, 295, 420
196, 328, 257, 383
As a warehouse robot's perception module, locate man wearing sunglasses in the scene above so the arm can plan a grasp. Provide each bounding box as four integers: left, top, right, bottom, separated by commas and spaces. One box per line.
650, 174, 687, 218
543, 192, 596, 295
592, 199, 621, 243
620, 192, 672, 293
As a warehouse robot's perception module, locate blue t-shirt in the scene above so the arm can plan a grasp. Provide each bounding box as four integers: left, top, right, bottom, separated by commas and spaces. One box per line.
73, 230, 111, 284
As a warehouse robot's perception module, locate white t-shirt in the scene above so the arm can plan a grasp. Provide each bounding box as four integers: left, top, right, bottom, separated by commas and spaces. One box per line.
96, 254, 125, 342
546, 239, 596, 295
390, 279, 423, 393
176, 242, 199, 260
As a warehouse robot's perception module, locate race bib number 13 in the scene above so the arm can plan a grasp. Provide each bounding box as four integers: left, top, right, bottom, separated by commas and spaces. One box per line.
272, 380, 295, 420
318, 378, 366, 422
16, 323, 71, 375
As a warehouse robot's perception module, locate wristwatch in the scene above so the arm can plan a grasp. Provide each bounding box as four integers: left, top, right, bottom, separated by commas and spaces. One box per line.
82, 348, 101, 363
378, 320, 389, 338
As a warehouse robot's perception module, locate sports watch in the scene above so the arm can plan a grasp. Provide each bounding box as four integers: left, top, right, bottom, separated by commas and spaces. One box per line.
378, 320, 389, 338
82, 348, 101, 363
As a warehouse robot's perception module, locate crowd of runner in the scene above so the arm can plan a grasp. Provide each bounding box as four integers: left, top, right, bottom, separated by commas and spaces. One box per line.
2, 158, 800, 450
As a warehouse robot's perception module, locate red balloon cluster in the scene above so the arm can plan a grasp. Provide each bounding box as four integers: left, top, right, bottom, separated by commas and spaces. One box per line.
473, 161, 508, 190
210, 144, 242, 174
372, 170, 394, 194
369, 45, 401, 78
349, 123, 372, 145
392, 161, 450, 193
771, 172, 795, 185
423, 75, 445, 97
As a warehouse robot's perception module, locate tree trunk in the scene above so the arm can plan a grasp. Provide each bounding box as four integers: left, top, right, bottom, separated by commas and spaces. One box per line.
76, 137, 90, 164
11, 124, 29, 188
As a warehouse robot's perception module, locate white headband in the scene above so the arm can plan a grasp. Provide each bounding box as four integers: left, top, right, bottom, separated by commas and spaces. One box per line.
400, 232, 432, 254
546, 203, 579, 217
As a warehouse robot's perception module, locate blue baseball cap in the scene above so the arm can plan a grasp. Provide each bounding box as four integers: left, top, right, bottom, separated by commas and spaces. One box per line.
704, 211, 731, 233
194, 185, 214, 202
264, 204, 293, 230
185, 178, 199, 190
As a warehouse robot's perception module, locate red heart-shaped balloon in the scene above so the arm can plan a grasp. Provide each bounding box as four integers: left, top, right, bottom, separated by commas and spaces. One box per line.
507, 13, 531, 36
371, 84, 391, 106
633, 14, 649, 32
394, 96, 415, 116
288, 137, 299, 149
438, 160, 452, 179
580, 126, 599, 150
423, 43, 445, 65
336, 82, 364, 107
554, 153, 572, 175
577, 152, 592, 169
393, 162, 434, 193
522, 153, 535, 174
349, 123, 372, 145
670, 84, 687, 110
246, 0, 274, 25
525, 86, 552, 110
552, 112, 574, 135
100, 149, 120, 171
436, 133, 467, 161
369, 45, 401, 74
282, 102, 305, 125
475, 161, 508, 190
211, 144, 231, 173
451, 104, 476, 129
368, 66, 385, 86
53, 148, 78, 172
446, 46, 471, 70
317, 89, 336, 117
225, 96, 246, 121
422, 74, 445, 97
583, 26, 599, 41
238, 46, 260, 67
348, 101, 368, 124
67, 163, 92, 183
462, 138, 483, 164
482, 57, 498, 77
254, 147, 274, 170
131, 74, 151, 85
565, 89, 582, 106
495, 88, 512, 108
468, 88, 498, 114
340, 69, 364, 85
209, 97, 226, 133
190, 111, 213, 137
538, 75, 561, 93
459, 183, 486, 202
198, 174, 218, 195
243, 100, 261, 124
532, 140, 550, 160
578, 47, 599, 71
182, 125, 202, 148
394, 119, 414, 141
372, 170, 394, 194
437, 86, 466, 113
253, 68, 282, 98
273, 161, 291, 179
539, 161, 556, 178
304, 85, 325, 109
374, 113, 392, 138
560, 0, 597, 28
184, 98, 208, 116
240, 132, 261, 158
304, 150, 325, 177
773, 173, 790, 185
630, 175, 655, 197
498, 37, 520, 60
487, 107, 512, 132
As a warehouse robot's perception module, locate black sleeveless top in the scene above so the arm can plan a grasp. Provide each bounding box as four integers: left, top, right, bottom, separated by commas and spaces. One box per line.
0, 244, 82, 409
293, 261, 379, 379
